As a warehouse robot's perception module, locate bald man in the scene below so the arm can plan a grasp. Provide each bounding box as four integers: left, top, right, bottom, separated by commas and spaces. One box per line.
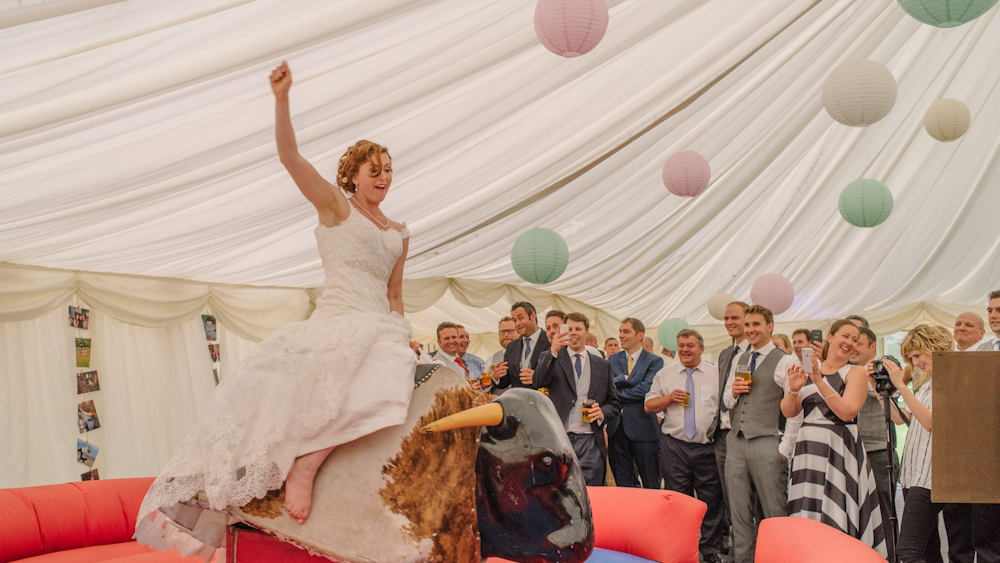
954, 312, 986, 351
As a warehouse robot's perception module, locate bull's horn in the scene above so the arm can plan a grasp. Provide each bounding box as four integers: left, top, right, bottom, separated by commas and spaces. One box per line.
421, 403, 504, 433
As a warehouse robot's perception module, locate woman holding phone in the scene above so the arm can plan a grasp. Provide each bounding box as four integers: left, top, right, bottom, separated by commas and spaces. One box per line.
782, 319, 886, 555
885, 324, 953, 563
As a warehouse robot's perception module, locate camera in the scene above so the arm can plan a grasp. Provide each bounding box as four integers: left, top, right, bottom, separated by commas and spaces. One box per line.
871, 355, 900, 393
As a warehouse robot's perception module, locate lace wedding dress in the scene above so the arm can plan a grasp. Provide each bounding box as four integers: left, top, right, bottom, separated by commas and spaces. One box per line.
136, 205, 417, 559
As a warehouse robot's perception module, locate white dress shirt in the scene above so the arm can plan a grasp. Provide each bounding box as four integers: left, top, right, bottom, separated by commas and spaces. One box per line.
722, 340, 803, 459
521, 328, 543, 364
435, 349, 468, 377
646, 360, 719, 444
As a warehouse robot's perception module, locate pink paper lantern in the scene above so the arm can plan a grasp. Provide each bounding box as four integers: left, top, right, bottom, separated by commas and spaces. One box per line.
750, 273, 795, 315
534, 0, 610, 58
661, 150, 711, 197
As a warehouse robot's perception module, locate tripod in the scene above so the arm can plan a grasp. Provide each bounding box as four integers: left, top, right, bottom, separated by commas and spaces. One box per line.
879, 380, 901, 563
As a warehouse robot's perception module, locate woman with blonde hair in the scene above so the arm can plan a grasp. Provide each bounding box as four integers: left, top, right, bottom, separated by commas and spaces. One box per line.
771, 333, 792, 355
783, 319, 885, 555
886, 324, 954, 563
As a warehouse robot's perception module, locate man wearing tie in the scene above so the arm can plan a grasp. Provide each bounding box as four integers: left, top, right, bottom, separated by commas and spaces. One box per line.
532, 312, 621, 486
494, 301, 550, 389
608, 318, 663, 488
645, 329, 724, 563
710, 301, 749, 553
432, 322, 479, 389
722, 305, 802, 563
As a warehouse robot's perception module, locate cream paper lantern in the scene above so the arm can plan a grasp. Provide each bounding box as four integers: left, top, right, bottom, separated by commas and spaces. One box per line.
924, 98, 971, 142
822, 59, 898, 127
707, 292, 735, 321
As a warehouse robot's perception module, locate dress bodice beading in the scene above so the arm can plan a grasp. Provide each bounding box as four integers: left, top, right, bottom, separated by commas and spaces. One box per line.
313, 206, 409, 316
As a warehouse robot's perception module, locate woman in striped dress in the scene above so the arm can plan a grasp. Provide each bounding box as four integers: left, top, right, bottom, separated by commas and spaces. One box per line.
782, 320, 886, 555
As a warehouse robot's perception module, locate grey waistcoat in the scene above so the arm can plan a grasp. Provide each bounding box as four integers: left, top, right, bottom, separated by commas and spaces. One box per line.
857, 391, 888, 452
731, 348, 787, 440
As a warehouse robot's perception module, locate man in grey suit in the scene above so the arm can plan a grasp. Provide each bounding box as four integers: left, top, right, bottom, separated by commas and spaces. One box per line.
722, 305, 803, 563
531, 312, 621, 486
709, 301, 749, 554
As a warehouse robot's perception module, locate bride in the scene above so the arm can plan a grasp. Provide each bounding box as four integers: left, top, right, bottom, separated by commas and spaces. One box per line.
136, 61, 420, 557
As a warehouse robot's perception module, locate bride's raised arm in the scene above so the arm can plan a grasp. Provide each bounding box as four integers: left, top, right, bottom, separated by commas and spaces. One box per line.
270, 61, 350, 225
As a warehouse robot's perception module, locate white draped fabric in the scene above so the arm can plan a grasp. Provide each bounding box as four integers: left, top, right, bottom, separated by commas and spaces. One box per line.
2, 0, 1000, 486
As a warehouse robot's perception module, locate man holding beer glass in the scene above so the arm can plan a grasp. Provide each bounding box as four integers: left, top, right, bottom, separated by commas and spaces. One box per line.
531, 312, 621, 486
645, 329, 725, 563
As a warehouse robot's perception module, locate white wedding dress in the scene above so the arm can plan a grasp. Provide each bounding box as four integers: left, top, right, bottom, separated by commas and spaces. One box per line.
136, 205, 417, 559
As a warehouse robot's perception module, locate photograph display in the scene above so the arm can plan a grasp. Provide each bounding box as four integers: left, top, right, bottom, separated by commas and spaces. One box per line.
78, 400, 101, 433
77, 439, 99, 467
77, 370, 100, 394
69, 306, 90, 329
202, 315, 217, 341
75, 338, 91, 368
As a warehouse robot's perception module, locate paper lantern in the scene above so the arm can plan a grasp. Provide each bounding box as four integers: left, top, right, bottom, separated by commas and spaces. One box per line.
750, 274, 794, 315
924, 98, 971, 142
657, 318, 691, 352
511, 228, 570, 285
839, 179, 894, 228
662, 151, 711, 197
708, 292, 735, 321
822, 59, 897, 127
897, 0, 999, 27
534, 0, 610, 58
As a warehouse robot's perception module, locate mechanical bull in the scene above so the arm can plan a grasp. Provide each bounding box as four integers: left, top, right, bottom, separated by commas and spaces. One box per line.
230, 360, 594, 563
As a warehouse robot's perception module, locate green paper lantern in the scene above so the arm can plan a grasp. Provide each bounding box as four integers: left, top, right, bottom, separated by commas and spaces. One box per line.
511, 228, 569, 285
897, 0, 999, 27
839, 179, 894, 228
657, 318, 691, 352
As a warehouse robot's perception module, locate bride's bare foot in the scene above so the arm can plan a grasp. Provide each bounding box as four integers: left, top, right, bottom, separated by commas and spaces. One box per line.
285, 446, 334, 524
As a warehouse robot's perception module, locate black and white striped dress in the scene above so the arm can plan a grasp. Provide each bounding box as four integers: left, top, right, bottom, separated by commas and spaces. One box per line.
788, 366, 887, 556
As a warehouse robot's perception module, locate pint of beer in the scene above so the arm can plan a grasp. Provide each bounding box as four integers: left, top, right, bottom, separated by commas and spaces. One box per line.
582, 400, 596, 423
680, 392, 690, 407
481, 365, 493, 388
737, 369, 752, 385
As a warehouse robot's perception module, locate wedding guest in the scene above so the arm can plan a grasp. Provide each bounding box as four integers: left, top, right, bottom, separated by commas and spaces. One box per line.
544, 310, 567, 344
487, 316, 517, 375
642, 336, 654, 354
784, 320, 885, 555
723, 305, 803, 563
456, 325, 485, 380
434, 322, 479, 389
846, 314, 870, 329
532, 312, 620, 486
604, 337, 621, 357
771, 334, 792, 354
791, 329, 812, 362
494, 301, 550, 389
980, 290, 1000, 351
645, 329, 724, 563
608, 318, 663, 489
944, 305, 1000, 563
586, 333, 606, 358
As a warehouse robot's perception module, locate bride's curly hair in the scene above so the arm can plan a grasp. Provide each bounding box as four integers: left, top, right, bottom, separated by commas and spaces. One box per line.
337, 140, 391, 194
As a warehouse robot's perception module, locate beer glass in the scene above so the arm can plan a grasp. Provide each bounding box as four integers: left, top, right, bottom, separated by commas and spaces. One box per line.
582, 399, 596, 423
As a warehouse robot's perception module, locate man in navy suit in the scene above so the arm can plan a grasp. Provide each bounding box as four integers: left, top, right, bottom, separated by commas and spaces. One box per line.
532, 312, 621, 486
494, 301, 550, 389
608, 318, 664, 488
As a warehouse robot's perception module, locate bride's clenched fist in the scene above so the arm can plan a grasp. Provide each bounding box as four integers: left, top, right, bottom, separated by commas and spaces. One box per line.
270, 61, 292, 96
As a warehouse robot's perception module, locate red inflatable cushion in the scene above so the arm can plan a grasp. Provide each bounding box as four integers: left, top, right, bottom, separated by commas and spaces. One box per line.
226, 526, 331, 562
0, 488, 43, 562
754, 517, 885, 563
587, 487, 706, 563
13, 542, 153, 563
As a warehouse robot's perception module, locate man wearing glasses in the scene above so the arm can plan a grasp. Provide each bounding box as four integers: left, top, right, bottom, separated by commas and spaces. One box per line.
486, 317, 518, 393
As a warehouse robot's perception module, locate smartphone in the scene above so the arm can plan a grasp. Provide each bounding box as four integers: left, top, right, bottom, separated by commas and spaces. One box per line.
810, 329, 823, 343
560, 324, 569, 334
801, 347, 814, 373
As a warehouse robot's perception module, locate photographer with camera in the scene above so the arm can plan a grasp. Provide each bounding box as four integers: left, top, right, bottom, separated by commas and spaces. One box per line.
882, 325, 956, 563
782, 320, 886, 555
853, 327, 899, 562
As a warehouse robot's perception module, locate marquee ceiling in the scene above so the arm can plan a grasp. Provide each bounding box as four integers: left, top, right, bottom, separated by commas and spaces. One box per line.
2, 0, 999, 326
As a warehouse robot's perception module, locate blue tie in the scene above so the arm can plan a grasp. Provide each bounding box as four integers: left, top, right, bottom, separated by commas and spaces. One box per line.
684, 368, 696, 440
524, 337, 532, 361
996, 340, 999, 352
574, 354, 583, 378
749, 351, 760, 373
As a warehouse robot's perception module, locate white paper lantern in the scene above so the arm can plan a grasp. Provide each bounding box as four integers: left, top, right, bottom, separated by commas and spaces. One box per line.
924, 98, 971, 142
750, 273, 795, 315
822, 59, 898, 127
707, 292, 735, 321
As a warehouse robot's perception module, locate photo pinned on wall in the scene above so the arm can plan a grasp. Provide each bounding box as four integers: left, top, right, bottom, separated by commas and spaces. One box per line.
77, 370, 100, 394
81, 469, 100, 481
78, 400, 101, 433
202, 315, 217, 341
77, 438, 99, 467
75, 338, 91, 368
208, 343, 220, 363
212, 368, 220, 386
69, 306, 90, 330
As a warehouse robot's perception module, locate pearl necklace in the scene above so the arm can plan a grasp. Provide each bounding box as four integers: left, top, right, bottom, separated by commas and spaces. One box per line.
351, 198, 388, 229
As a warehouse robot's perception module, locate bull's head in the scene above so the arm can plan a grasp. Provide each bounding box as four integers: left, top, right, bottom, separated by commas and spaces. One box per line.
423, 388, 593, 563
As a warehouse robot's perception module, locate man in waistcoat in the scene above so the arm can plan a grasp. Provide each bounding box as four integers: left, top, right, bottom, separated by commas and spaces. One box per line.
722, 305, 803, 563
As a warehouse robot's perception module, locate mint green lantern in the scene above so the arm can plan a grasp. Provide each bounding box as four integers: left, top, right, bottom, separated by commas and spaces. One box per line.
839, 179, 894, 228
898, 0, 999, 27
657, 318, 691, 352
511, 228, 569, 285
